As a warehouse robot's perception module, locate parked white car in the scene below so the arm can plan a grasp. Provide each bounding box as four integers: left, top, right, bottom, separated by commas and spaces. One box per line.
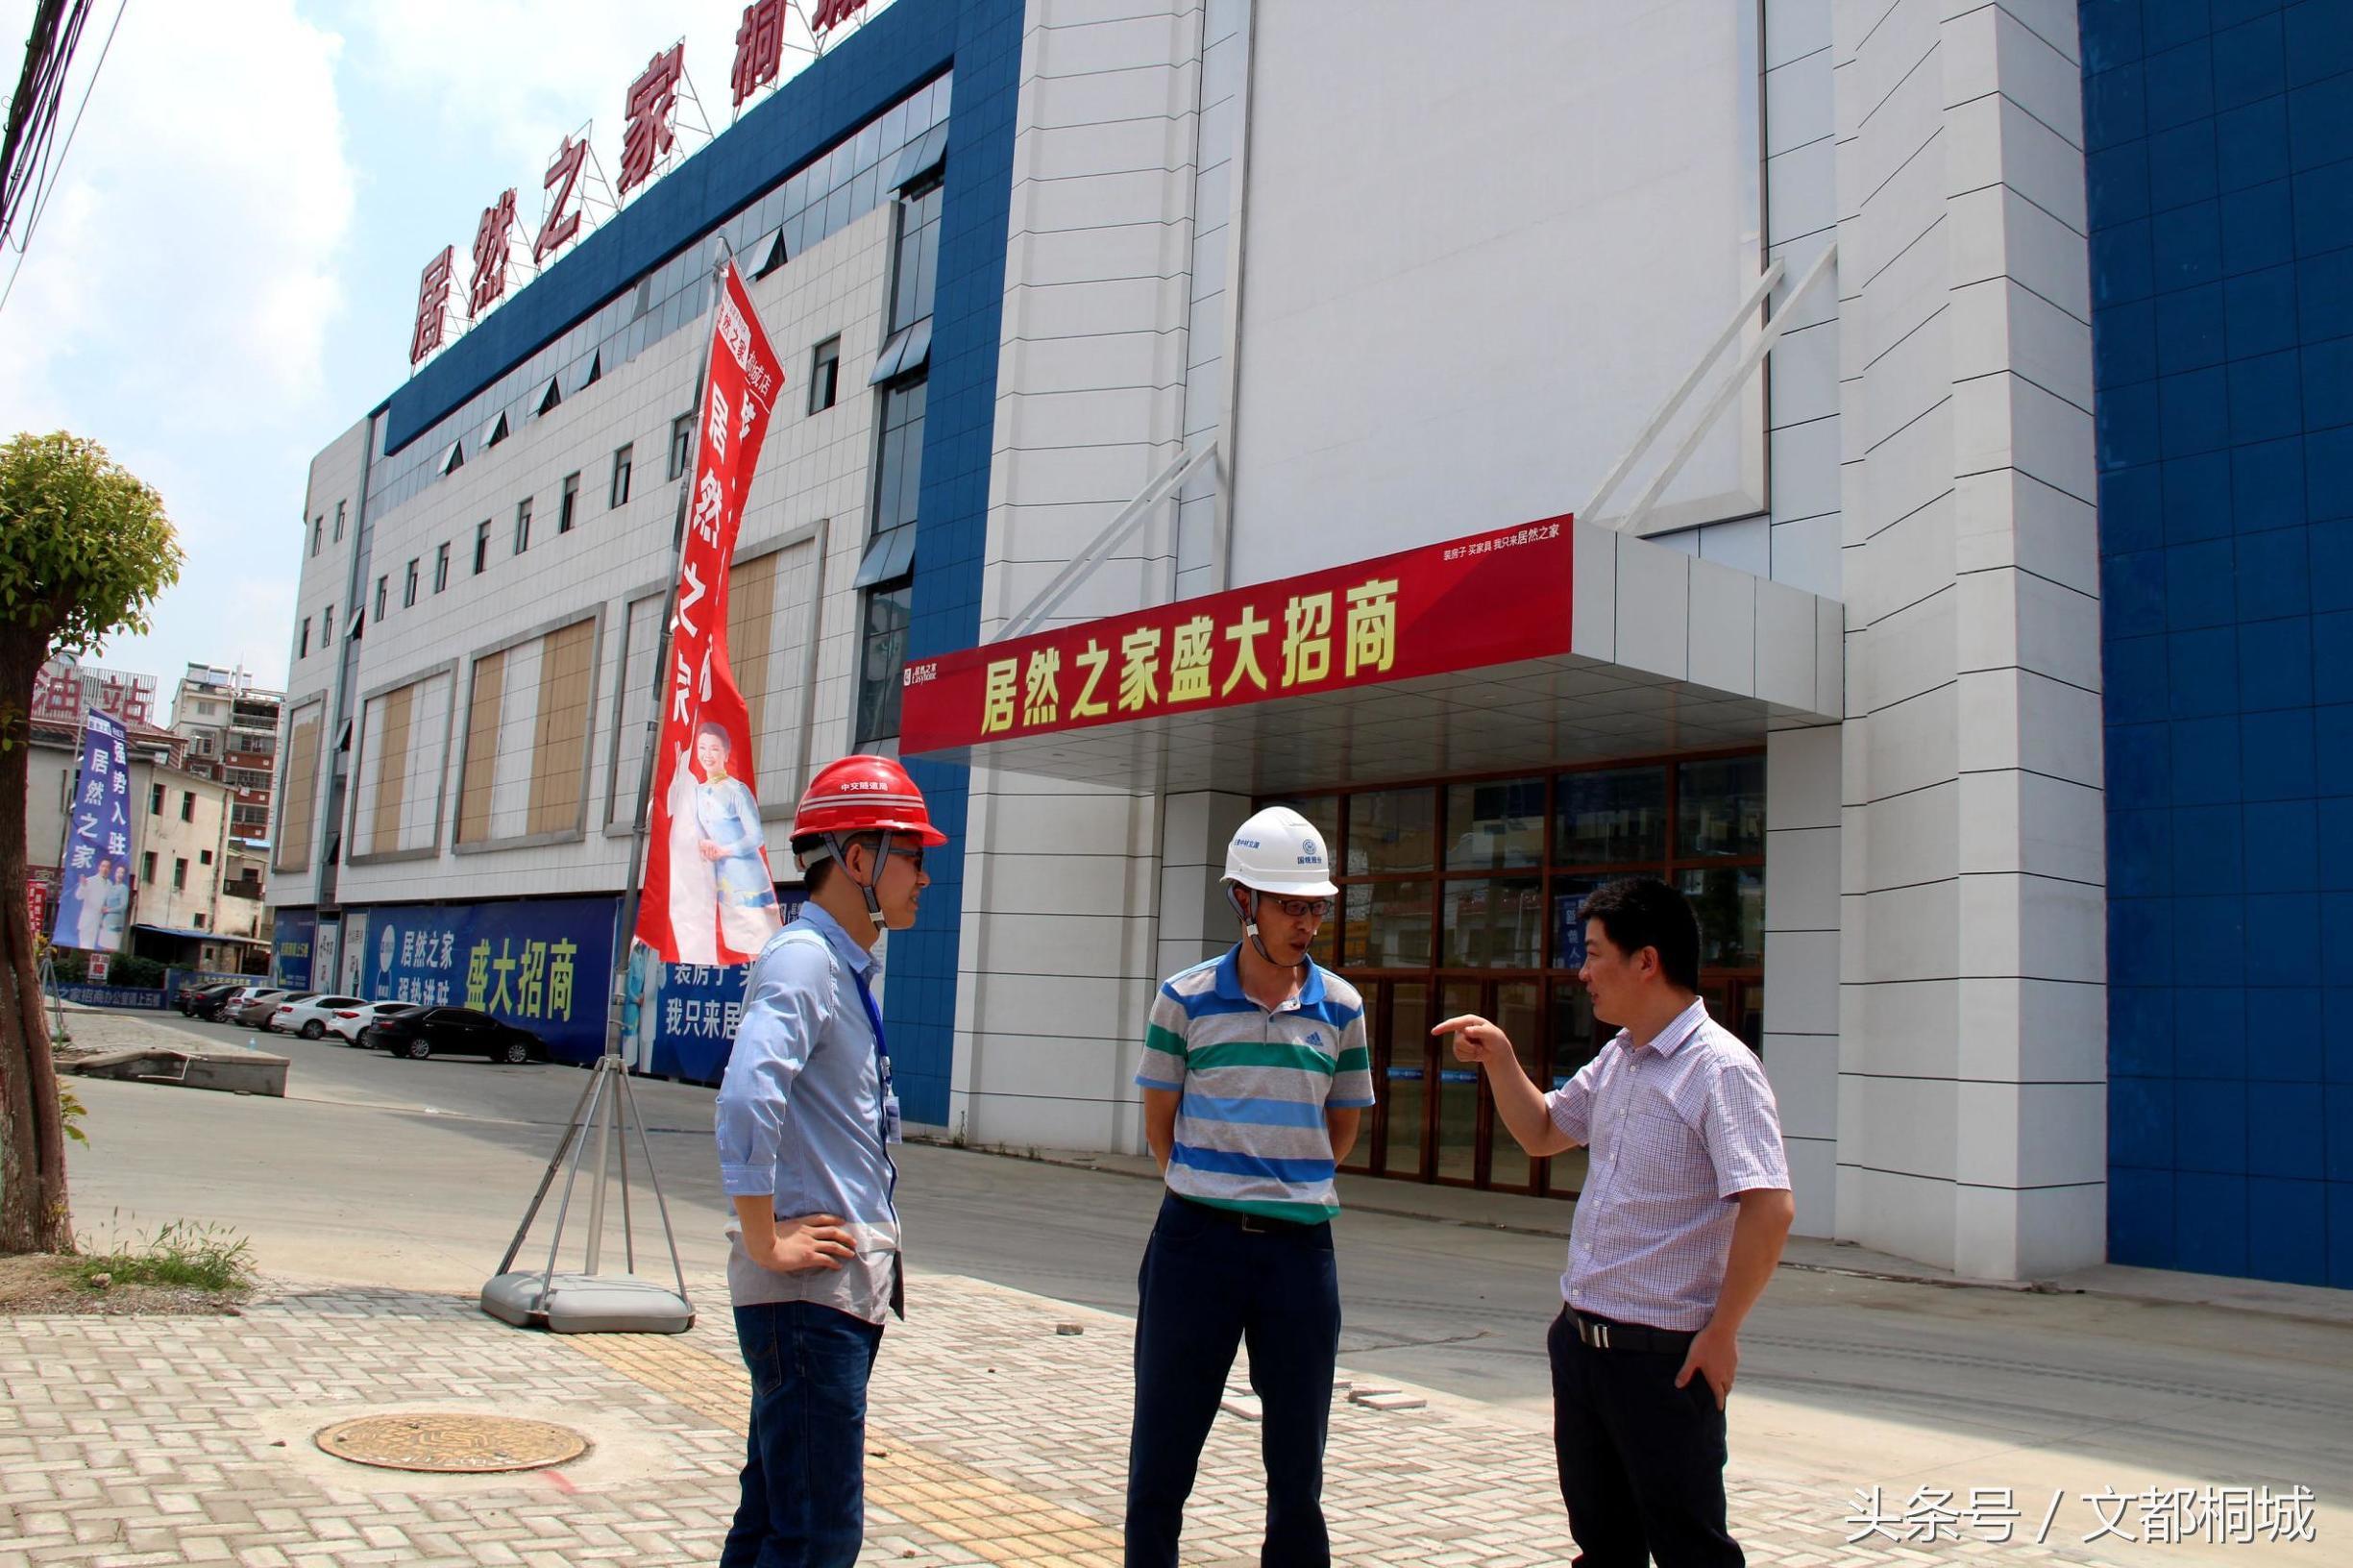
269, 993, 369, 1039
325, 999, 420, 1045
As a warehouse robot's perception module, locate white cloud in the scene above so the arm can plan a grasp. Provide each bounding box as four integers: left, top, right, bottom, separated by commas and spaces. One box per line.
340, 0, 813, 180
0, 0, 355, 694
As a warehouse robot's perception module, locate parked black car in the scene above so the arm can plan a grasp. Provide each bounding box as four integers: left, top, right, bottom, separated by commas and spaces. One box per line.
364, 1006, 546, 1064
179, 982, 245, 1019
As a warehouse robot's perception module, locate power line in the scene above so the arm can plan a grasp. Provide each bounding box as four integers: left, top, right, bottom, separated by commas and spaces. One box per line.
0, 0, 123, 317
0, 0, 87, 242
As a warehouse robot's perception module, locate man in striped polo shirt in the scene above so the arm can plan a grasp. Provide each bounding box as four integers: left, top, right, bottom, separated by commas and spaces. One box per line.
1125, 806, 1375, 1568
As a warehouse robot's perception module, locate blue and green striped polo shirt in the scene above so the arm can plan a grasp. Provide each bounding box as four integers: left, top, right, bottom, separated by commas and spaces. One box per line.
1134, 947, 1376, 1223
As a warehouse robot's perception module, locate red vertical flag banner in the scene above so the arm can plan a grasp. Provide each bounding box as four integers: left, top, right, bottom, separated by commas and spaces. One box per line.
634, 260, 789, 966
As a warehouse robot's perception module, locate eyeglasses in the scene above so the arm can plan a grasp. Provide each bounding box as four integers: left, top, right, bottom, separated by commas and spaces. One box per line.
875, 844, 924, 873
1267, 896, 1333, 920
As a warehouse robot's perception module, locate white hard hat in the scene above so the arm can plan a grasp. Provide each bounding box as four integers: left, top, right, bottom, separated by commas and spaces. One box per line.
1223, 807, 1338, 897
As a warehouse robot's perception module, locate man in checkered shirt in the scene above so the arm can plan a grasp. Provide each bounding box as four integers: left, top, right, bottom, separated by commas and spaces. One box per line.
1442, 876, 1793, 1567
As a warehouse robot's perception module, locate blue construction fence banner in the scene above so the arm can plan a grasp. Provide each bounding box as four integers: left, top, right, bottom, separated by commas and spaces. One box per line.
283, 888, 808, 1074
271, 908, 316, 989
166, 968, 253, 1000
57, 984, 167, 1011
618, 889, 807, 1083
361, 896, 615, 1065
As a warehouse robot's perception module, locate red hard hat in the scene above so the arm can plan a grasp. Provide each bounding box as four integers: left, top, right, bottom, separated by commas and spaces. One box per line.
791, 754, 948, 845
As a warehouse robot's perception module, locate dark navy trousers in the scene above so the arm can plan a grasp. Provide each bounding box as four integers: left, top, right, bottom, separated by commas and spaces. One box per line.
1125, 1192, 1342, 1568
1548, 1309, 1742, 1567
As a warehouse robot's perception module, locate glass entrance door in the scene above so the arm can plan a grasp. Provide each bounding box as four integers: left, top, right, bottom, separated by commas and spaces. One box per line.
1269, 750, 1765, 1201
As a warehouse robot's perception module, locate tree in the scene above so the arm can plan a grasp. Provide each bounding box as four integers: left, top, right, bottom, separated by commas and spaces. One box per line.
0, 432, 180, 1253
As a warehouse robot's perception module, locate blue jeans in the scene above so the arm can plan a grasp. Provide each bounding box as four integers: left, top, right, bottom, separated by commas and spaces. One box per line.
1125, 1192, 1341, 1568
722, 1301, 886, 1568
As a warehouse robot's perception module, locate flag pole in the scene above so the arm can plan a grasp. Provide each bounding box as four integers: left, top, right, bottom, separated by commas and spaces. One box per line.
480, 243, 735, 1334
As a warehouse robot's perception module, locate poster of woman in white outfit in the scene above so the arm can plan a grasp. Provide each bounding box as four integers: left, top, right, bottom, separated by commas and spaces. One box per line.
661, 721, 781, 965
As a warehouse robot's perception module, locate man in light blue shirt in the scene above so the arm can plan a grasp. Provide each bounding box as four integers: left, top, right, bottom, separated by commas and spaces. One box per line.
712, 754, 945, 1568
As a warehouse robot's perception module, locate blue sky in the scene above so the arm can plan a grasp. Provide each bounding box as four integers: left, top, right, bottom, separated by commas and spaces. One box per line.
0, 0, 845, 713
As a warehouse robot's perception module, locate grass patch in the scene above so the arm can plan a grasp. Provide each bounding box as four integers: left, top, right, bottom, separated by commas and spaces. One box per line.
65, 1220, 256, 1294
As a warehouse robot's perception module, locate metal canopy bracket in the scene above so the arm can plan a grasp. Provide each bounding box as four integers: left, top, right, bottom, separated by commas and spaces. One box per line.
1581, 242, 1839, 536
995, 438, 1222, 644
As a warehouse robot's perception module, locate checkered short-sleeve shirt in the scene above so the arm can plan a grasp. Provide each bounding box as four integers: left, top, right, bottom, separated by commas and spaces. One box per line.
1546, 998, 1789, 1333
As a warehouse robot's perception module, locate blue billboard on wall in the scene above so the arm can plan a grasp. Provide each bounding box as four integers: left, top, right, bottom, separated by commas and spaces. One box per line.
622, 888, 806, 1084
272, 908, 317, 989
362, 896, 617, 1065
322, 885, 806, 1075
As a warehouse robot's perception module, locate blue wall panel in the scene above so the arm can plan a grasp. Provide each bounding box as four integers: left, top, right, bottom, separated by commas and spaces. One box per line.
2087, 0, 2353, 1283
887, 0, 1022, 1128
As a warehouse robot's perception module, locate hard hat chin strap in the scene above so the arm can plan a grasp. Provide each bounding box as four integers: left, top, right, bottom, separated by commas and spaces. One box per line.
823, 830, 891, 922
1230, 885, 1302, 975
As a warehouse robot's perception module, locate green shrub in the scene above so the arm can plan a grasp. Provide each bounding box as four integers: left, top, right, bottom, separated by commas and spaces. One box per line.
68, 1220, 255, 1293
106, 954, 165, 989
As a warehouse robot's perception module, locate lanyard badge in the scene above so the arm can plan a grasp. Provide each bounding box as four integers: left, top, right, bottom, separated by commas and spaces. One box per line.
851, 970, 903, 1147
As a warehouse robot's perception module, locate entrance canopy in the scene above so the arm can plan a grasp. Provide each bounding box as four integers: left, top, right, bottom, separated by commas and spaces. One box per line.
901, 517, 1841, 796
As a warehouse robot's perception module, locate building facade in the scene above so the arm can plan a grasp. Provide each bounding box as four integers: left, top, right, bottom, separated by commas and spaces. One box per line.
170, 664, 284, 849
275, 0, 2351, 1289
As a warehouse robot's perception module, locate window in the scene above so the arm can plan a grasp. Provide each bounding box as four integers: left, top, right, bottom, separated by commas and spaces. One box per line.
404, 559, 419, 607
142, 850, 158, 883
149, 782, 164, 814
323, 604, 334, 645
275, 697, 328, 871
180, 790, 194, 821
668, 413, 694, 480
890, 179, 943, 331
558, 472, 579, 533
331, 499, 346, 542
375, 576, 387, 620
1270, 756, 1766, 1198
610, 444, 633, 507
851, 374, 927, 744
200, 847, 213, 866
474, 520, 490, 575
853, 580, 914, 746
454, 620, 595, 845
172, 857, 187, 891
514, 497, 533, 553
299, 617, 311, 658
854, 379, 924, 589
310, 515, 323, 556
192, 913, 207, 929
870, 180, 942, 388
809, 337, 840, 414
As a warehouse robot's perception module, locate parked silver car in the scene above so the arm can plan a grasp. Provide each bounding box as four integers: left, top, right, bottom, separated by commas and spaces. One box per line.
225, 988, 303, 1028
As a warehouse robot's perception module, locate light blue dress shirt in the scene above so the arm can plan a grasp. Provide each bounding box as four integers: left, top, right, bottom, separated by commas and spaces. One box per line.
713, 904, 900, 1321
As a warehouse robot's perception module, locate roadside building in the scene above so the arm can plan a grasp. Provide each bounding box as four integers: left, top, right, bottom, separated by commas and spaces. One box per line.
274, 0, 2353, 1290
170, 663, 284, 849
26, 718, 268, 973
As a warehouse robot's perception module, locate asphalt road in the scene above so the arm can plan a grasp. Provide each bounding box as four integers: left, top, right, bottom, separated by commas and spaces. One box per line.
62, 1009, 2353, 1563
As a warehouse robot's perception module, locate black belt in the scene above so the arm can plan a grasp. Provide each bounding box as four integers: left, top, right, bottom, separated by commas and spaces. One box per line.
1564, 1307, 1695, 1356
1177, 1195, 1323, 1235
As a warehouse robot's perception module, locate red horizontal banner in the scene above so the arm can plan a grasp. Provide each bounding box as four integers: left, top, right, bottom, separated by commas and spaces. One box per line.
899, 515, 1575, 755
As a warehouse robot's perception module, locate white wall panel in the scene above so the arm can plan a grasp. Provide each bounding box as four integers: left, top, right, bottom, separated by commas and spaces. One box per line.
1230, 1, 1767, 578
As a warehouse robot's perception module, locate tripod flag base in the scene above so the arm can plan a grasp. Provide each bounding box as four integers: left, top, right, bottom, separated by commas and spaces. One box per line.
480, 1270, 695, 1335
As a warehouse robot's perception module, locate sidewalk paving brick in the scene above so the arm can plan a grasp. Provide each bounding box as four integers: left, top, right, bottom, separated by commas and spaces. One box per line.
0, 1272, 2129, 1566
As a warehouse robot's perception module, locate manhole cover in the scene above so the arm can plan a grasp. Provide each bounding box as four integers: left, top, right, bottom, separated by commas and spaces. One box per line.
314, 1413, 590, 1474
